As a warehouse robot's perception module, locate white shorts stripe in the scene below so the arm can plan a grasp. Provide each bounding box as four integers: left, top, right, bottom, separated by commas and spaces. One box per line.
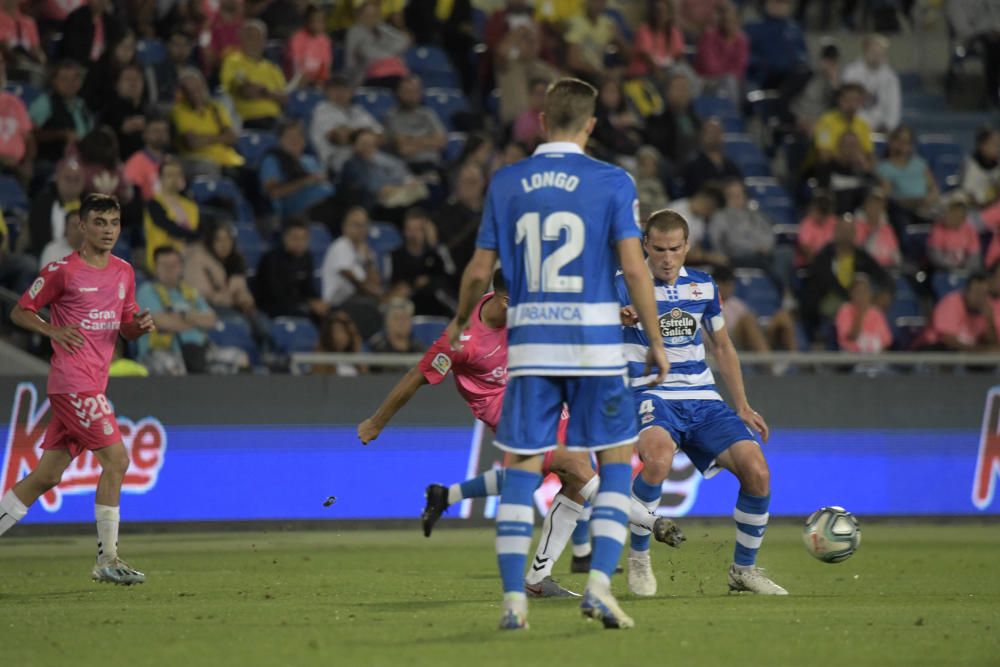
497, 504, 535, 524
735, 531, 764, 550
509, 343, 626, 372
591, 518, 629, 544
623, 343, 705, 364
496, 535, 533, 554
594, 491, 632, 516
643, 389, 724, 401
733, 509, 770, 526
508, 302, 622, 327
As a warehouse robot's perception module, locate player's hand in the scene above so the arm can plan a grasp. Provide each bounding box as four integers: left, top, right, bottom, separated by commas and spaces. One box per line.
50, 324, 85, 353
135, 310, 156, 334
644, 344, 669, 387
738, 405, 769, 444
445, 318, 467, 351
357, 418, 381, 445
620, 306, 639, 326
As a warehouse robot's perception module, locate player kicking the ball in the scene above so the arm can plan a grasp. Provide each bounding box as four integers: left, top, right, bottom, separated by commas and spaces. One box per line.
617, 209, 787, 596
0, 194, 155, 585
357, 269, 684, 598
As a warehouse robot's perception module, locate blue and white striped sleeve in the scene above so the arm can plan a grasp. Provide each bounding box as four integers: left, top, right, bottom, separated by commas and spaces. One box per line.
704, 278, 726, 332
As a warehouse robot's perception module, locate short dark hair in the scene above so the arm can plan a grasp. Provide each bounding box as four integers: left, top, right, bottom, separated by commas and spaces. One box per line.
79, 193, 120, 221
713, 266, 735, 284
695, 183, 725, 209
152, 245, 180, 263
543, 78, 597, 134
404, 206, 430, 222
492, 268, 507, 294
645, 208, 690, 240
838, 82, 866, 99
282, 216, 309, 233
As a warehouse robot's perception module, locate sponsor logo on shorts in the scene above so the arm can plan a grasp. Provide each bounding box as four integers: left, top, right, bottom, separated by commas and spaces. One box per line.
431, 353, 452, 376
1, 383, 168, 512
659, 308, 698, 343
641, 412, 655, 424
29, 277, 44, 298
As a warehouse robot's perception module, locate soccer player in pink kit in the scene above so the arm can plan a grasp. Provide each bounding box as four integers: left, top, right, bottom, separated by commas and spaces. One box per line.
0, 194, 155, 585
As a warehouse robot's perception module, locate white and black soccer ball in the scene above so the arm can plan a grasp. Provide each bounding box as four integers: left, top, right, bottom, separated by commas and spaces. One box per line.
802, 506, 861, 563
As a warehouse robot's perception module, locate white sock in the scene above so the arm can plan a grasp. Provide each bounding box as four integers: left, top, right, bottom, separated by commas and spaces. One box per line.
95, 504, 120, 563
628, 498, 657, 531
578, 475, 599, 503
587, 568, 611, 591
446, 484, 462, 505
525, 493, 583, 585
0, 490, 28, 537
571, 505, 593, 558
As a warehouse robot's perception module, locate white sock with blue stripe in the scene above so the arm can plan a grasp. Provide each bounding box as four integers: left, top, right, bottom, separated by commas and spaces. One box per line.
496, 468, 541, 601
449, 468, 504, 505
733, 491, 770, 568
587, 463, 632, 590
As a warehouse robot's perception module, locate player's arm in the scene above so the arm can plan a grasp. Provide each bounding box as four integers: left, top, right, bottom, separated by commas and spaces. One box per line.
617, 237, 669, 385
11, 304, 85, 353
704, 323, 769, 443
357, 367, 429, 444
446, 247, 496, 349
120, 311, 155, 340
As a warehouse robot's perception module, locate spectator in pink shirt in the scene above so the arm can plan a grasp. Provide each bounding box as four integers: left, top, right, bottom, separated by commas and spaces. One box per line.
288, 5, 332, 87
853, 187, 901, 269
123, 115, 170, 201
797, 189, 838, 265
836, 274, 892, 353
928, 193, 982, 273
923, 273, 998, 351
678, 0, 720, 36
0, 0, 45, 83
0, 57, 34, 184
207, 0, 244, 72
694, 1, 748, 101
627, 0, 685, 79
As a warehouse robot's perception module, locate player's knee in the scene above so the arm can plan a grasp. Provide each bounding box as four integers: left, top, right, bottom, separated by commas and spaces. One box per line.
640, 456, 671, 484
741, 459, 770, 496
102, 449, 131, 478
31, 468, 64, 491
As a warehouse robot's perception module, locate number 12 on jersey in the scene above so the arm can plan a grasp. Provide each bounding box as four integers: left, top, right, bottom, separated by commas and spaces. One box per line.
515, 211, 585, 294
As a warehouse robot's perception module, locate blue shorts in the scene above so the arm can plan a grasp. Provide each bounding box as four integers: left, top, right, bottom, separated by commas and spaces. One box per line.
496, 375, 638, 454
636, 395, 758, 477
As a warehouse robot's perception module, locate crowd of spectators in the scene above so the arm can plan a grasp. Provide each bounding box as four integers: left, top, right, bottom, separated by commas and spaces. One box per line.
0, 0, 999, 377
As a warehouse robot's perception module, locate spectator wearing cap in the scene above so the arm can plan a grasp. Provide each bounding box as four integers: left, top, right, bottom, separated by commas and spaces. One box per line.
259, 119, 337, 222
144, 156, 200, 270
0, 57, 34, 185
645, 71, 702, 167
876, 124, 939, 225
389, 208, 455, 316
854, 188, 901, 270
29, 59, 93, 164
26, 156, 83, 257
928, 193, 982, 274
668, 184, 726, 265
289, 5, 332, 87
59, 0, 122, 67
254, 217, 329, 321
682, 118, 742, 197
813, 83, 874, 166
745, 0, 810, 104
344, 1, 410, 88
123, 115, 170, 201
694, 1, 749, 102
628, 0, 685, 80
796, 189, 838, 265
172, 68, 244, 172
842, 33, 901, 133
310, 75, 384, 173
220, 20, 288, 131
922, 272, 999, 351
384, 76, 447, 174
563, 0, 630, 83
835, 274, 892, 353
436, 160, 484, 284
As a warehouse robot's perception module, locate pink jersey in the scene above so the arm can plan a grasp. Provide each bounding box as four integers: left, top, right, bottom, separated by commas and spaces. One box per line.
18, 252, 139, 395
418, 293, 507, 430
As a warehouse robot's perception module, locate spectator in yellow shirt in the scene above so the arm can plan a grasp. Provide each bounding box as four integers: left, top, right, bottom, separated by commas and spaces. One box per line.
812, 83, 874, 165
220, 20, 288, 130
172, 68, 245, 173
563, 0, 629, 82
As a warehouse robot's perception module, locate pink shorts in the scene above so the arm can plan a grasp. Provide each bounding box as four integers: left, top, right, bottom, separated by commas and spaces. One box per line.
43, 392, 122, 458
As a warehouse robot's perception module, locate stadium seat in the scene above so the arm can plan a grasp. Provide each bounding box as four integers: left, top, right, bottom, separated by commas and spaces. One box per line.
931, 271, 967, 299
444, 132, 467, 163
353, 87, 397, 122
210, 314, 259, 362
405, 46, 460, 89
368, 221, 403, 256
4, 81, 40, 107
902, 223, 931, 265
136, 39, 167, 66
0, 174, 28, 213
733, 268, 780, 317
423, 88, 470, 130
932, 153, 964, 190
190, 175, 255, 227
264, 39, 285, 66
723, 134, 772, 178
411, 316, 449, 347
287, 88, 325, 124
918, 134, 964, 188
308, 223, 332, 268
269, 316, 319, 353
236, 130, 278, 168
235, 226, 267, 274
693, 94, 740, 121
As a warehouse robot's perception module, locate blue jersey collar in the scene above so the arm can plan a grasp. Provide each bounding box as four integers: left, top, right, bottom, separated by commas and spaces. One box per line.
533, 142, 585, 156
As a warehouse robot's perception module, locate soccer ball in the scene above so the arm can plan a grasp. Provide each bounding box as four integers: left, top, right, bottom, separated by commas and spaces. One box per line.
802, 506, 861, 563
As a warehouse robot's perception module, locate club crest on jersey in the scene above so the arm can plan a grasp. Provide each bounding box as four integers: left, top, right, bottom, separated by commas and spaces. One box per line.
29, 277, 44, 298
690, 284, 703, 299
118, 282, 125, 300
1, 383, 168, 512
659, 308, 698, 343
431, 353, 452, 376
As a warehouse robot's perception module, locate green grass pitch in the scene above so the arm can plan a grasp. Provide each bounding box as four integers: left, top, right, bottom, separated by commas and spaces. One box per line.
1, 523, 998, 667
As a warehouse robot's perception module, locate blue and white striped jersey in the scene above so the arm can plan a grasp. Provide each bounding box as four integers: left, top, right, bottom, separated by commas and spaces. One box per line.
615, 266, 726, 400
476, 142, 641, 377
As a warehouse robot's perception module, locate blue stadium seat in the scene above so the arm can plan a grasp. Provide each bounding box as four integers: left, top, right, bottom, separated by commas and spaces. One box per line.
111, 236, 131, 261
932, 153, 964, 190
405, 46, 459, 89
210, 314, 259, 362
4, 81, 40, 107
901, 223, 931, 265
723, 134, 772, 177
733, 268, 780, 316
756, 196, 795, 227
287, 88, 325, 124
270, 316, 319, 353
308, 223, 332, 268
0, 174, 28, 213
411, 315, 449, 347
235, 226, 267, 274
332, 43, 345, 71
423, 88, 470, 130
190, 175, 255, 227
136, 39, 167, 67
444, 132, 467, 163
368, 221, 403, 255
693, 94, 740, 121
353, 87, 397, 122
263, 39, 285, 66
931, 271, 967, 299
237, 131, 278, 168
